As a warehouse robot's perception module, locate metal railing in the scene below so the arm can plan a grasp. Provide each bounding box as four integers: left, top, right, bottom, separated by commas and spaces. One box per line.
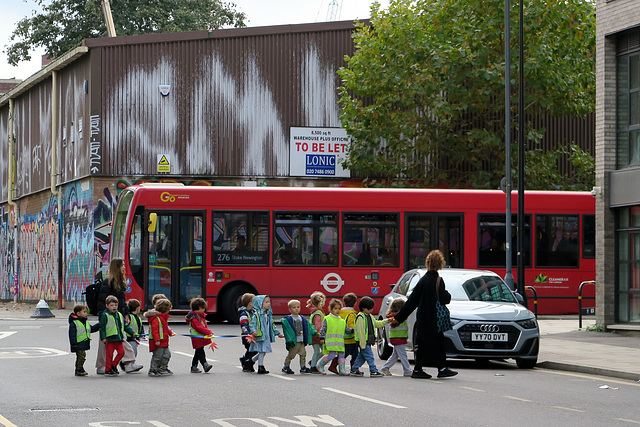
523, 282, 596, 326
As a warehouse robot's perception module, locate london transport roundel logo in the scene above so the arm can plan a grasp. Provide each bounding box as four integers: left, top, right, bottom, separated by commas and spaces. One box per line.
320, 273, 345, 293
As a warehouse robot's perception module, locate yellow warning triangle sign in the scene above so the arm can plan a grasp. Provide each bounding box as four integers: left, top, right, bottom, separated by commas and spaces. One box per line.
158, 155, 169, 165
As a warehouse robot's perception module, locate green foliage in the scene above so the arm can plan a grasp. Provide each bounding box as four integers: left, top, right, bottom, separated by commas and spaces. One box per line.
5, 0, 247, 65
338, 0, 596, 189
585, 323, 605, 332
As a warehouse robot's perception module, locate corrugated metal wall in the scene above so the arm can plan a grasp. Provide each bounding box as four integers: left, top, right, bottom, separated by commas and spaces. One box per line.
91, 23, 355, 177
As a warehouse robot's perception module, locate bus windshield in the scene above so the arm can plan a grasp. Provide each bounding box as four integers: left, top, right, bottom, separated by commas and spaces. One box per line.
111, 189, 134, 260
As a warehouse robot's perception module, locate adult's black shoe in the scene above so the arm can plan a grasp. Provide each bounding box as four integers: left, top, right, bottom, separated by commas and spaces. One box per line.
411, 370, 432, 379
437, 368, 458, 378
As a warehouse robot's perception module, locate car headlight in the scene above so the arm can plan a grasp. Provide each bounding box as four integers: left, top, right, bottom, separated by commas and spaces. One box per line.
449, 318, 463, 326
516, 318, 538, 329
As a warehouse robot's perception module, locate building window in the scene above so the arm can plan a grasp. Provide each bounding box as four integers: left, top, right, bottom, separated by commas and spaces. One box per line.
616, 206, 640, 323
617, 31, 640, 168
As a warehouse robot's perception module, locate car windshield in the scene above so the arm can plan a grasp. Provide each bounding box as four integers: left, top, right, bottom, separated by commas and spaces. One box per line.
444, 274, 517, 303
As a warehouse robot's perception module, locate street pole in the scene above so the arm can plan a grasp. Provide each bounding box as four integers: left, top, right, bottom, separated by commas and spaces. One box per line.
517, 0, 527, 305
504, 0, 514, 290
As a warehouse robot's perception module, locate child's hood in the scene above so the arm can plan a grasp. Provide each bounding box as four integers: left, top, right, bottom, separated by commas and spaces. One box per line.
68, 312, 86, 324
185, 311, 206, 323
144, 309, 160, 320
252, 295, 272, 318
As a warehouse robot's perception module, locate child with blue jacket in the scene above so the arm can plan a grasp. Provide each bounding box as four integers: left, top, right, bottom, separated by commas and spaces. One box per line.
68, 304, 100, 376
248, 295, 283, 374
281, 299, 314, 374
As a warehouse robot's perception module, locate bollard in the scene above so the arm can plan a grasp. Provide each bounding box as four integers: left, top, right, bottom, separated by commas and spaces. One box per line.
30, 300, 55, 318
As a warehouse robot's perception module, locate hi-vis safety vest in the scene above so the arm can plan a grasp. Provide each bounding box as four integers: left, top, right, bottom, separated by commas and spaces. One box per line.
189, 316, 207, 336
127, 314, 141, 338
389, 320, 408, 339
342, 310, 356, 342
73, 319, 91, 343
323, 315, 346, 352
105, 311, 126, 338
354, 312, 375, 343
148, 317, 164, 341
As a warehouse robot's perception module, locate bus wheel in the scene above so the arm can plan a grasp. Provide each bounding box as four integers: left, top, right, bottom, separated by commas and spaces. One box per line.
221, 285, 250, 324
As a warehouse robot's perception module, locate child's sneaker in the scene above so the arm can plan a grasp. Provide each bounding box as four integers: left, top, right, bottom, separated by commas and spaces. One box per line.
300, 367, 312, 374
148, 370, 160, 377
191, 366, 202, 373
282, 366, 295, 374
203, 363, 213, 373
159, 369, 173, 376
380, 368, 392, 376
404, 371, 413, 377
309, 367, 321, 374
104, 368, 118, 377
75, 368, 88, 377
350, 370, 364, 377
370, 371, 384, 378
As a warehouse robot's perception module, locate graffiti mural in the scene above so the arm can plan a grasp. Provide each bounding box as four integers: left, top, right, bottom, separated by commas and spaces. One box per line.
19, 196, 58, 300
94, 186, 117, 277
0, 207, 16, 300
64, 182, 94, 302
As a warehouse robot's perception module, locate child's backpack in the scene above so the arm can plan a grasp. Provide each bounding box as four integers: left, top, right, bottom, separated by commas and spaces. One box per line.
83, 272, 102, 315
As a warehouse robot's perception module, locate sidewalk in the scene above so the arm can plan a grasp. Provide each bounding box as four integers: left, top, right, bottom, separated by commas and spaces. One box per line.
1, 302, 639, 381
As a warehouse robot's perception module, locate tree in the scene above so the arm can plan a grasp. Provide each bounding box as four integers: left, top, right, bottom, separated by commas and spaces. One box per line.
338, 0, 596, 190
5, 0, 247, 66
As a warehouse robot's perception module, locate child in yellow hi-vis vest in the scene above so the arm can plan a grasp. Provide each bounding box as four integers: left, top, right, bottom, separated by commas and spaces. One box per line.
316, 299, 354, 375
380, 298, 412, 376
68, 304, 99, 376
350, 296, 391, 377
99, 295, 138, 377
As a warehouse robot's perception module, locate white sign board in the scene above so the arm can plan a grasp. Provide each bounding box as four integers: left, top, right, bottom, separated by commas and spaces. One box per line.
290, 127, 351, 177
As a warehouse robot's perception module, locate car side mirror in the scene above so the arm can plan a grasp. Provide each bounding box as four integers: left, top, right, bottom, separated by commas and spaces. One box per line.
513, 292, 525, 306
390, 283, 396, 290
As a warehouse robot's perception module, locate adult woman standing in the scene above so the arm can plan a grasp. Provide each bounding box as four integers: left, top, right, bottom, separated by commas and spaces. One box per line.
95, 258, 144, 374
393, 250, 457, 379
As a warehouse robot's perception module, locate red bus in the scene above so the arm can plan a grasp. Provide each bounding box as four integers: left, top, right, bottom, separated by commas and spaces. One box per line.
110, 184, 595, 321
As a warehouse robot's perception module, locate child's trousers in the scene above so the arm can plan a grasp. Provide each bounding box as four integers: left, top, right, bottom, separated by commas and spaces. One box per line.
75, 350, 86, 371
105, 341, 124, 371
284, 342, 307, 368
381, 344, 412, 373
151, 347, 171, 371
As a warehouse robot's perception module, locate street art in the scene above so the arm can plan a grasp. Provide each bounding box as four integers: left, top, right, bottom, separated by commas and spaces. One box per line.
64, 183, 94, 302
94, 186, 117, 278
19, 196, 58, 301
0, 207, 16, 300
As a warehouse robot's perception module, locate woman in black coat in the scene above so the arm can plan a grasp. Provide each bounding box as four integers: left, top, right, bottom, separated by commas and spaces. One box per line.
393, 250, 458, 379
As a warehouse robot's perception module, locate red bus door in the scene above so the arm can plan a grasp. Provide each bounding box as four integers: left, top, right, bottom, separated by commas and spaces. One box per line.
146, 211, 204, 309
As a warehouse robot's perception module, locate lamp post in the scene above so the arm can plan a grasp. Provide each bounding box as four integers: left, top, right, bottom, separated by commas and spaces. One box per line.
517, 0, 527, 305
504, 0, 514, 290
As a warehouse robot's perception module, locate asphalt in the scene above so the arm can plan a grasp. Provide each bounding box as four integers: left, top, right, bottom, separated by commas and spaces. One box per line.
2, 302, 639, 381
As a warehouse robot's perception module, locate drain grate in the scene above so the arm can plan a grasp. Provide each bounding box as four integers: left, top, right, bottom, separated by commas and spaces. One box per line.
29, 407, 100, 413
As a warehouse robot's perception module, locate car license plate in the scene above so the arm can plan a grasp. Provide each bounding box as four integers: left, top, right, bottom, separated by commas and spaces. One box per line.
472, 333, 508, 342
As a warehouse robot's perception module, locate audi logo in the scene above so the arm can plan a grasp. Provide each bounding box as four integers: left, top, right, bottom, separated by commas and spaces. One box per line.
479, 324, 500, 333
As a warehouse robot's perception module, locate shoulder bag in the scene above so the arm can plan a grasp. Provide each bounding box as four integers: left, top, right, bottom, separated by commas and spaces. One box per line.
435, 276, 452, 332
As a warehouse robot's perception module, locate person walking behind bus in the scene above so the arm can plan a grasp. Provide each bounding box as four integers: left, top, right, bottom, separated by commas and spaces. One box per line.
316, 299, 353, 376
125, 299, 144, 358
350, 296, 391, 378
306, 291, 326, 374
328, 292, 359, 374
69, 304, 99, 376
185, 297, 214, 373
95, 258, 143, 375
146, 298, 175, 376
248, 295, 283, 374
239, 293, 257, 372
100, 296, 138, 377
281, 299, 313, 374
393, 250, 457, 379
380, 299, 412, 376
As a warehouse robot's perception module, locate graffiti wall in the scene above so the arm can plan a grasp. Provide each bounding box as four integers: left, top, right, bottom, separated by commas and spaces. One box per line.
0, 206, 16, 300
19, 195, 58, 300
64, 182, 94, 302
94, 184, 117, 278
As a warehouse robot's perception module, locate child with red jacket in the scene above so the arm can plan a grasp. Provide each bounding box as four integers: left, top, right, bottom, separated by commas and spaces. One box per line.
185, 297, 214, 373
145, 298, 175, 376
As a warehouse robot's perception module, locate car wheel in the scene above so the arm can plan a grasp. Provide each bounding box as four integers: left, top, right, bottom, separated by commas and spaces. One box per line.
516, 358, 537, 369
376, 324, 393, 360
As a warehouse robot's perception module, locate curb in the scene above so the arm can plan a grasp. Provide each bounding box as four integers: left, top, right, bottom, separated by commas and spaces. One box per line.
537, 361, 640, 381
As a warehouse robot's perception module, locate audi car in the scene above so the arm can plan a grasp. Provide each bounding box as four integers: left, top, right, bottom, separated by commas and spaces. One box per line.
376, 268, 539, 369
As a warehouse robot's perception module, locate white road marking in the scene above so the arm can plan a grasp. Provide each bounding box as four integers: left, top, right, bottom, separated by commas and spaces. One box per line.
613, 418, 640, 424
0, 332, 17, 340
0, 347, 67, 359
551, 406, 585, 413
502, 395, 532, 402
323, 387, 406, 409
0, 413, 18, 427
9, 325, 40, 329
460, 386, 485, 392
537, 369, 640, 388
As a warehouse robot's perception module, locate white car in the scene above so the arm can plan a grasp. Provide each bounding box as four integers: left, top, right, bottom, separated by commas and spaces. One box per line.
376, 268, 539, 369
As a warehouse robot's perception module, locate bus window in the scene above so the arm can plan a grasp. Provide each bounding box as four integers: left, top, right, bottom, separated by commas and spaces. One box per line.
274, 212, 338, 266
213, 211, 269, 265
129, 211, 143, 275
343, 213, 399, 267
583, 214, 595, 258
536, 214, 579, 267
111, 189, 134, 260
478, 214, 531, 268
